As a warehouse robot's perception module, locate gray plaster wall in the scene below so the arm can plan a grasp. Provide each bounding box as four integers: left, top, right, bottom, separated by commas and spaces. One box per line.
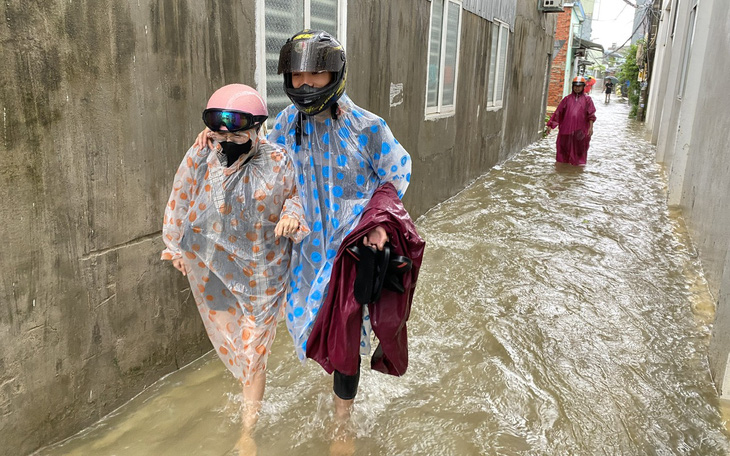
345, 1, 556, 218
0, 1, 258, 455
648, 0, 730, 395
682, 6, 730, 395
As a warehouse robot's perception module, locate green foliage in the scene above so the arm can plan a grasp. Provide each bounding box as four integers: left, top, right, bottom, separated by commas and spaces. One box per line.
617, 42, 641, 118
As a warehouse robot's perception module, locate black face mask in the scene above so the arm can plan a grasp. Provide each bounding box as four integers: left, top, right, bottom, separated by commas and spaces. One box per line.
220, 140, 252, 167
288, 84, 323, 106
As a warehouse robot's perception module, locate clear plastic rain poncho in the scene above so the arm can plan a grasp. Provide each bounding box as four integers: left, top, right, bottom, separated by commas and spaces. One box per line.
162, 139, 308, 384
268, 94, 412, 361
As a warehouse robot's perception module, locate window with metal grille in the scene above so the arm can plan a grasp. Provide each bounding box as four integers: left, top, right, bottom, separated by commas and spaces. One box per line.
487, 20, 509, 108
425, 0, 462, 116
260, 0, 346, 124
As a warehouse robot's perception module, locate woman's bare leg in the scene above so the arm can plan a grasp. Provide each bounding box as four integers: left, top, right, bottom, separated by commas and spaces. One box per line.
242, 369, 266, 431
237, 370, 266, 456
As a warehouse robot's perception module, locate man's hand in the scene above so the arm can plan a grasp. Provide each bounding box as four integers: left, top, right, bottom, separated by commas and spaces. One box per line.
193, 127, 215, 151
172, 258, 187, 276
588, 123, 594, 137
363, 226, 389, 251
275, 216, 300, 238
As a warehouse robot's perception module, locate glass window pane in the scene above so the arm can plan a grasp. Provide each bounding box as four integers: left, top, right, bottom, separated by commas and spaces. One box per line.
265, 0, 305, 120
441, 2, 460, 107
487, 24, 498, 104
427, 0, 444, 108
496, 25, 508, 103
311, 0, 338, 35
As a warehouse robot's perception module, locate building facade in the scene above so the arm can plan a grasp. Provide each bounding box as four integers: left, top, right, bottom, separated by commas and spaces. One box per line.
645, 0, 730, 398
546, 2, 584, 107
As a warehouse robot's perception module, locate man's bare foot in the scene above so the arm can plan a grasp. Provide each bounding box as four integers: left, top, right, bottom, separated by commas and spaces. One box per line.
333, 396, 354, 422
329, 437, 355, 456
329, 420, 355, 456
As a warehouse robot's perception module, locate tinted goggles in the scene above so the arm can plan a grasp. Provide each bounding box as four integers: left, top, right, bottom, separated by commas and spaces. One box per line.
202, 109, 268, 132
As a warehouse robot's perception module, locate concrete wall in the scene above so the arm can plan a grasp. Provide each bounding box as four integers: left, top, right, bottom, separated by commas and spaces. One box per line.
0, 1, 555, 454
346, 0, 556, 217
646, 0, 730, 396
0, 2, 258, 455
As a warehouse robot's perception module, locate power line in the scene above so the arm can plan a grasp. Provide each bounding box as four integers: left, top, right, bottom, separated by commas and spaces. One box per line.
607, 4, 650, 54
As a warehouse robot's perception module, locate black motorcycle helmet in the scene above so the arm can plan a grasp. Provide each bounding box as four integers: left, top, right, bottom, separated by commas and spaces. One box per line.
278, 29, 347, 116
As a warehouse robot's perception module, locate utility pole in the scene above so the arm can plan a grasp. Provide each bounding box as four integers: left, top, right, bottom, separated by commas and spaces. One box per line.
637, 0, 662, 122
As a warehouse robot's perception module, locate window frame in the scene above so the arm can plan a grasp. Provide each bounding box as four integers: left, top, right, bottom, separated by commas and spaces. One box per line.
487, 20, 509, 109
424, 0, 463, 118
256, 0, 348, 126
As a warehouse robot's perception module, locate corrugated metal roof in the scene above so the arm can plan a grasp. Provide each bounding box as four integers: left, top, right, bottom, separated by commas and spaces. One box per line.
462, 0, 517, 30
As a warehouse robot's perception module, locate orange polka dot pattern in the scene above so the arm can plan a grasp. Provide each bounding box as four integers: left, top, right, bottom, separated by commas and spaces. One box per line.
162, 140, 310, 384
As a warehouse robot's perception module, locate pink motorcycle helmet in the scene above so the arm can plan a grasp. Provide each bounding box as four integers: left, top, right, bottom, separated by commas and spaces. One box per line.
203, 84, 268, 133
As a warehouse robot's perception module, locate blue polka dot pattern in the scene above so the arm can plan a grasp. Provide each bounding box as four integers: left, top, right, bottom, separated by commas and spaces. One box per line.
276, 97, 412, 361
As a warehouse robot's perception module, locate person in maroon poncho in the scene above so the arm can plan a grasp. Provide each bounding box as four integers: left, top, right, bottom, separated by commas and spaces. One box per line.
546, 76, 597, 166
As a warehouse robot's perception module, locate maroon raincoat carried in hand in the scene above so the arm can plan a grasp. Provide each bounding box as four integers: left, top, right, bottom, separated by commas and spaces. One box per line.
547, 92, 597, 166
306, 183, 425, 377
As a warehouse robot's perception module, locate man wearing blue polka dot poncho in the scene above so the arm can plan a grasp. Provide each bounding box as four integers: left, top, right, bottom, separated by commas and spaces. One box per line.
272, 29, 413, 421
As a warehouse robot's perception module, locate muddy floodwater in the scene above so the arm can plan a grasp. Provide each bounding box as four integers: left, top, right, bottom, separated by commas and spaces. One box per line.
36, 98, 730, 455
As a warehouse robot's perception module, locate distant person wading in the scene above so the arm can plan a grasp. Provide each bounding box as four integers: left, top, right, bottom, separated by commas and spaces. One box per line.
545, 76, 597, 166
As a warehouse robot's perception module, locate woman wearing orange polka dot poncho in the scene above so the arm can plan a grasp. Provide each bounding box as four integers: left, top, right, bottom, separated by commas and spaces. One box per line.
161, 84, 309, 431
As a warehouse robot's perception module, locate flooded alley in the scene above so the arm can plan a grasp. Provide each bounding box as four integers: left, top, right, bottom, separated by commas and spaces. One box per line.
35, 97, 730, 455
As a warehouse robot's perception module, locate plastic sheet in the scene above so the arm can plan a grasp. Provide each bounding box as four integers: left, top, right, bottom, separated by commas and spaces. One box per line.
162, 140, 308, 384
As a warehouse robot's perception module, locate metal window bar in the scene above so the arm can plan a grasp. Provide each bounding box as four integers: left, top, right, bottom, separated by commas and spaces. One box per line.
262, 0, 342, 124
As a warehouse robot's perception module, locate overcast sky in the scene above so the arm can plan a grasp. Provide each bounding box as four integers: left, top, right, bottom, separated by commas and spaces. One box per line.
590, 0, 638, 48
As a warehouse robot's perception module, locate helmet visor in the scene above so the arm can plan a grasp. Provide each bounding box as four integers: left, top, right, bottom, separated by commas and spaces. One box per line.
278, 38, 345, 74
202, 109, 267, 132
